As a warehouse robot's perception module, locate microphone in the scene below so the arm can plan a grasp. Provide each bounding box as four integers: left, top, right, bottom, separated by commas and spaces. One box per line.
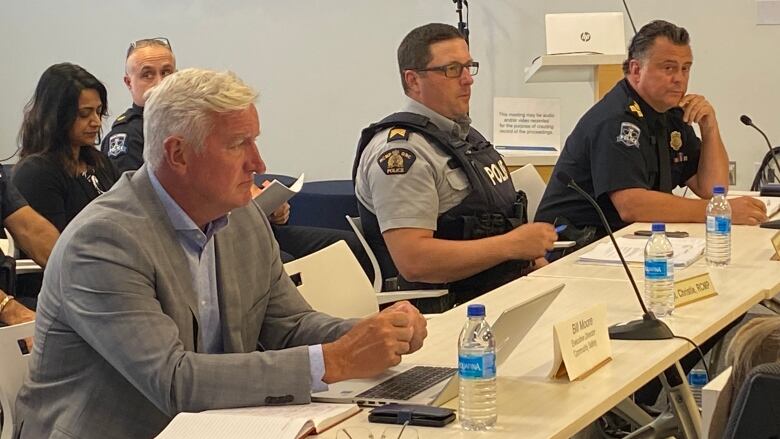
556, 171, 674, 340
740, 114, 780, 187
453, 0, 470, 44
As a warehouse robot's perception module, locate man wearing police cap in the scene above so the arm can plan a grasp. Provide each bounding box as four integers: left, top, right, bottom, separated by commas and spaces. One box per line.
354, 23, 557, 303
536, 20, 767, 241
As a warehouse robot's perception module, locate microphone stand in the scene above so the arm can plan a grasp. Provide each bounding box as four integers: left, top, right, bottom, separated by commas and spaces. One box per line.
453, 0, 469, 44
564, 180, 674, 340
741, 115, 780, 186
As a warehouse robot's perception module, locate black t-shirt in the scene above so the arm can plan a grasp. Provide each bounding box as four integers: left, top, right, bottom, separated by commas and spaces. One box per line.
535, 79, 701, 236
0, 169, 29, 221
12, 153, 119, 231
101, 104, 145, 174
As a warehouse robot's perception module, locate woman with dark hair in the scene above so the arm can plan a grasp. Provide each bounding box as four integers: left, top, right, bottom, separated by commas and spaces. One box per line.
13, 63, 119, 232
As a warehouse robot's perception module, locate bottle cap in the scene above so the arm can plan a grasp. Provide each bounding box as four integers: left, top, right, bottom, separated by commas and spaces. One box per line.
652, 223, 666, 232
713, 185, 726, 195
467, 304, 485, 317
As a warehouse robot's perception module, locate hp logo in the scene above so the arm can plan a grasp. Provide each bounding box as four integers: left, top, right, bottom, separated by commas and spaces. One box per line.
580, 32, 591, 42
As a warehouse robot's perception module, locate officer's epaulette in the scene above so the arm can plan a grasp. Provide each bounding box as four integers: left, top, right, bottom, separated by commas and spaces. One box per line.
111, 107, 142, 128
387, 127, 410, 142
627, 100, 644, 119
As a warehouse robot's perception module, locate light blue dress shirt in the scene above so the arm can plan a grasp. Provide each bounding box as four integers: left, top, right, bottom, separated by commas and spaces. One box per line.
149, 173, 327, 390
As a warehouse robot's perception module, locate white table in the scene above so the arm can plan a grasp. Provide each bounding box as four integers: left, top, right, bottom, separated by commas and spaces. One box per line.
322, 266, 778, 438
530, 222, 780, 289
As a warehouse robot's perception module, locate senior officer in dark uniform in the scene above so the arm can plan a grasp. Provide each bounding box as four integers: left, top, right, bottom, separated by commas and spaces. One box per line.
536, 20, 766, 242
102, 38, 175, 174
354, 23, 557, 303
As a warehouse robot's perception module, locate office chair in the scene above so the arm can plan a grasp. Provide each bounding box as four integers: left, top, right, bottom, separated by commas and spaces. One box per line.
723, 362, 780, 439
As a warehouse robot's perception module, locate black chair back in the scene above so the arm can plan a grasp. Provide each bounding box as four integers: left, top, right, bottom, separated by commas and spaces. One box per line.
723, 362, 780, 439
750, 146, 780, 191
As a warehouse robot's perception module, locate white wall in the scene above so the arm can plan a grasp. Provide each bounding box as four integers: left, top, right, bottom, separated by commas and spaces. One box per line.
1, 0, 777, 188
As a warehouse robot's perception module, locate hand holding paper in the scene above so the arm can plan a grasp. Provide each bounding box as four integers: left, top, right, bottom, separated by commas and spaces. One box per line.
252, 174, 305, 216
269, 202, 291, 225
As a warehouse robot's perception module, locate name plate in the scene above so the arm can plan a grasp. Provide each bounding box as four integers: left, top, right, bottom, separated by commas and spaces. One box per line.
674, 273, 718, 307
772, 231, 780, 261
549, 304, 611, 381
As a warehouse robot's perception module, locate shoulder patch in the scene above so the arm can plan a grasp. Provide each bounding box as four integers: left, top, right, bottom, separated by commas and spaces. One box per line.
107, 133, 128, 157
377, 148, 416, 175
616, 122, 641, 148
387, 127, 410, 142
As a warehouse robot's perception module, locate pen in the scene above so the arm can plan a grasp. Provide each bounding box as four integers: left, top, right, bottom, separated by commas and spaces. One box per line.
544, 223, 568, 261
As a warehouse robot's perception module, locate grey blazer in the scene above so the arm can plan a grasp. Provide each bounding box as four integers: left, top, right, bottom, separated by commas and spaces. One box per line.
15, 166, 354, 439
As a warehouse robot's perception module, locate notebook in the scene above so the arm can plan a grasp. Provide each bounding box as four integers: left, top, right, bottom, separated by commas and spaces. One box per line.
545, 12, 627, 56
156, 402, 359, 439
312, 283, 564, 407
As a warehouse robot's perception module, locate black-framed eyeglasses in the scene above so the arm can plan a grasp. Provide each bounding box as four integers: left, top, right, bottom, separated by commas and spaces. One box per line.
126, 37, 172, 59
413, 61, 479, 78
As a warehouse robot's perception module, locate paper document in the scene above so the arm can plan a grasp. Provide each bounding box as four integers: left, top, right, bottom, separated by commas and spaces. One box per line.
157, 402, 359, 439
578, 237, 705, 267
253, 173, 305, 216
694, 191, 779, 218
156, 414, 308, 439
759, 197, 780, 218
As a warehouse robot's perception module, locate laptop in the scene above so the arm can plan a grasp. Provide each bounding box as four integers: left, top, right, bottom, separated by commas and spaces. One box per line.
545, 12, 627, 56
312, 283, 564, 407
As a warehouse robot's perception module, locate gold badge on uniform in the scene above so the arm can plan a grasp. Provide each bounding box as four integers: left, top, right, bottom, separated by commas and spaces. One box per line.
670, 131, 683, 151
377, 148, 416, 175
628, 100, 644, 118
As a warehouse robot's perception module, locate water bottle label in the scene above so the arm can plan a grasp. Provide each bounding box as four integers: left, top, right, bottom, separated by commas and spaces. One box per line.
644, 259, 669, 279
688, 369, 708, 386
458, 353, 496, 379
707, 216, 731, 233
716, 216, 731, 233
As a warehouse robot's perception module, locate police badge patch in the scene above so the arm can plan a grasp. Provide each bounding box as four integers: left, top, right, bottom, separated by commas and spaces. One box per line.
377, 148, 416, 175
107, 134, 128, 157
616, 122, 641, 148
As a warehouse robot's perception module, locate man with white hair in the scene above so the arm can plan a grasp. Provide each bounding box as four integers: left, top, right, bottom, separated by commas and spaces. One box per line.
15, 68, 427, 439
102, 37, 371, 273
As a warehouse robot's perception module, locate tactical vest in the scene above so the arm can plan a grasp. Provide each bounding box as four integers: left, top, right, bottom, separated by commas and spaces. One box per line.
352, 112, 529, 302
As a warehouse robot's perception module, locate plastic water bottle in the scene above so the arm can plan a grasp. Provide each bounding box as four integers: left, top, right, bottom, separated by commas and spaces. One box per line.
458, 304, 497, 431
706, 185, 732, 267
644, 223, 675, 317
688, 368, 708, 408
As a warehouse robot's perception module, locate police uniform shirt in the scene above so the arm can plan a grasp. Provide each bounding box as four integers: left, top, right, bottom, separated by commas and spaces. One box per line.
355, 97, 472, 233
535, 78, 701, 234
101, 104, 145, 174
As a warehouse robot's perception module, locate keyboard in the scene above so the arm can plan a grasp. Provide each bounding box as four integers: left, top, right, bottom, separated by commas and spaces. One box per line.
357, 366, 457, 401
